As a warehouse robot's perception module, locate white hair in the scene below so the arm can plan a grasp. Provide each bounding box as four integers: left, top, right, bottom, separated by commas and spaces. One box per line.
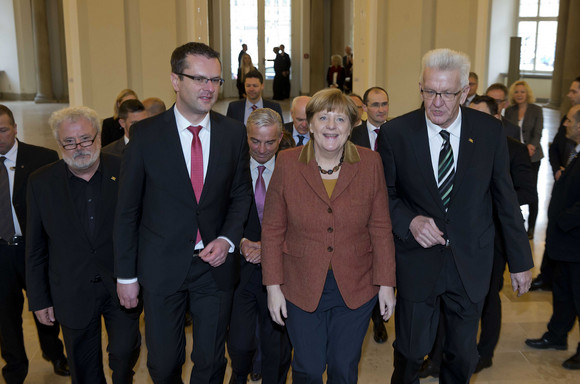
420, 48, 471, 88
49, 106, 101, 141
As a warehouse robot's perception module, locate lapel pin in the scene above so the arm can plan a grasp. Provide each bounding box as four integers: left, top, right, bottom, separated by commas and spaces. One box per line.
111, 176, 117, 181
468, 138, 474, 143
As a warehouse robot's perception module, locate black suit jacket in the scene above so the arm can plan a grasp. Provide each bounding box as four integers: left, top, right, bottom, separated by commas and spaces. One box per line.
349, 121, 371, 149
501, 117, 520, 141
379, 107, 533, 303
12, 141, 59, 233
101, 117, 124, 147
548, 117, 575, 177
546, 151, 580, 262
114, 107, 253, 295
283, 122, 294, 136
26, 154, 121, 329
226, 99, 284, 124
507, 137, 536, 206
101, 137, 126, 157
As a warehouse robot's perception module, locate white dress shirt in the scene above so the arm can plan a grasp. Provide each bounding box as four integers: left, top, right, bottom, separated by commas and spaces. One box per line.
244, 98, 264, 125
426, 109, 461, 183
2, 140, 23, 236
366, 120, 382, 151
250, 156, 275, 191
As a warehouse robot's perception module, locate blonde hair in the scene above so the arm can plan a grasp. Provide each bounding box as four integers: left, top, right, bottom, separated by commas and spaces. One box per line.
508, 80, 535, 105
306, 88, 358, 128
331, 54, 342, 67
113, 89, 139, 119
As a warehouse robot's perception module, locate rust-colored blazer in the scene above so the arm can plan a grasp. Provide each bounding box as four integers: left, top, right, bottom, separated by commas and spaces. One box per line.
261, 140, 396, 312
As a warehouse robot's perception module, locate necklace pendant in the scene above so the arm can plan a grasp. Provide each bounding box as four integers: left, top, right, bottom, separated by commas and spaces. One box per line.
327, 169, 333, 175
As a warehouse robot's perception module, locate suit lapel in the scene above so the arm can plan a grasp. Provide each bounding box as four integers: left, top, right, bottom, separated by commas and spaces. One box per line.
300, 159, 332, 206
450, 108, 475, 209
330, 160, 357, 201
13, 142, 29, 198
410, 114, 445, 212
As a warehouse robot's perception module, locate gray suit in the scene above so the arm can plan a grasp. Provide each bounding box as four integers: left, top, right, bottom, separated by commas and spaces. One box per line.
504, 104, 544, 163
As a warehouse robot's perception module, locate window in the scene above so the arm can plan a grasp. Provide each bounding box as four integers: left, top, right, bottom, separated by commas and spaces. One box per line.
517, 0, 559, 72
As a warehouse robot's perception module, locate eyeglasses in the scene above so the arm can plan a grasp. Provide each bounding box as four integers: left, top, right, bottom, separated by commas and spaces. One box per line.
61, 133, 98, 150
175, 73, 224, 86
421, 89, 463, 102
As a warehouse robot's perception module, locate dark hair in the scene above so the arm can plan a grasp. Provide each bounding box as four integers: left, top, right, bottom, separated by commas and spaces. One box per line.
118, 99, 146, 120
349, 93, 363, 104
363, 87, 389, 104
575, 76, 580, 83
471, 95, 498, 116
171, 42, 221, 75
486, 83, 508, 97
469, 72, 479, 81
244, 69, 264, 84
0, 104, 15, 126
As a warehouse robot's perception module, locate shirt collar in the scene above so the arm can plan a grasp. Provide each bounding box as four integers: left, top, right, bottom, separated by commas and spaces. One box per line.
246, 98, 263, 110
2, 139, 18, 163
174, 106, 211, 133
425, 108, 462, 139
250, 155, 276, 173
366, 120, 382, 132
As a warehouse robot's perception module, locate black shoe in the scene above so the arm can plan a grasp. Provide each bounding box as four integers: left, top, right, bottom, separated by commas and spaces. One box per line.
418, 358, 440, 379
529, 276, 551, 291
250, 372, 262, 381
562, 353, 580, 370
474, 357, 492, 373
525, 335, 567, 350
42, 354, 70, 377
373, 321, 388, 344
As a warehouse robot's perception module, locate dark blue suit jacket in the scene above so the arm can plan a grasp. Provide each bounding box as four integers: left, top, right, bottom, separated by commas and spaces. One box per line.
226, 99, 284, 124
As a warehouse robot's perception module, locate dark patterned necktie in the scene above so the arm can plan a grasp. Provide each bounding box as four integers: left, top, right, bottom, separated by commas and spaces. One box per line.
0, 157, 16, 240
255, 165, 266, 224
438, 130, 455, 211
374, 129, 380, 151
297, 135, 305, 146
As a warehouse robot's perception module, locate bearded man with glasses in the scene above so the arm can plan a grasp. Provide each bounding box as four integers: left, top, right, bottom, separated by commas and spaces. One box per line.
26, 106, 142, 383
378, 48, 533, 384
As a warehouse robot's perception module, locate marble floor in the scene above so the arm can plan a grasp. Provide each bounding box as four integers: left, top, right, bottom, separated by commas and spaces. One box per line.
1, 99, 579, 383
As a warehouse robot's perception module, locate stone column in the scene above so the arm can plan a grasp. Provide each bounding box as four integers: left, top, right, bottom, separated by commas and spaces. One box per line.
31, 0, 55, 103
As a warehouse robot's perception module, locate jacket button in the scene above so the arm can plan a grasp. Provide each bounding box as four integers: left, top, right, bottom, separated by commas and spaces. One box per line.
327, 246, 333, 252
327, 207, 332, 213
327, 227, 333, 233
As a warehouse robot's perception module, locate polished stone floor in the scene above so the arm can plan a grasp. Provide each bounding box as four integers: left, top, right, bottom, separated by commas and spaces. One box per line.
1, 99, 579, 383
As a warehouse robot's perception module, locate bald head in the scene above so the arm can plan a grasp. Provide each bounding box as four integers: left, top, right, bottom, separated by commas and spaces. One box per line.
291, 96, 311, 135
142, 97, 166, 117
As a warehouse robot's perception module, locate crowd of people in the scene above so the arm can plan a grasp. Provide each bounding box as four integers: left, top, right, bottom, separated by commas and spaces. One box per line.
0, 40, 579, 384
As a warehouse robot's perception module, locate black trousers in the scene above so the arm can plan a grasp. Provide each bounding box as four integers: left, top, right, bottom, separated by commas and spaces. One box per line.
545, 260, 580, 343
392, 250, 484, 384
227, 262, 291, 384
0, 242, 66, 384
60, 280, 141, 384
527, 161, 541, 234
143, 257, 233, 384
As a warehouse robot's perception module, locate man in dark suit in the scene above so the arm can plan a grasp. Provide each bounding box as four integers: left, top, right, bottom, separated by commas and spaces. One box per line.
102, 99, 147, 156
525, 104, 580, 370
463, 71, 478, 107
273, 45, 291, 100
379, 48, 533, 384
0, 105, 69, 383
349, 86, 391, 344
283, 96, 310, 146
26, 106, 142, 383
486, 83, 520, 140
228, 108, 291, 384
114, 42, 253, 383
227, 69, 284, 125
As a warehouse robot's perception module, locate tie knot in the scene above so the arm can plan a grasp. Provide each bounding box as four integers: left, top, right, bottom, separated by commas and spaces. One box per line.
257, 165, 266, 175
251, 104, 258, 111
187, 125, 202, 136
439, 130, 450, 142
374, 128, 380, 135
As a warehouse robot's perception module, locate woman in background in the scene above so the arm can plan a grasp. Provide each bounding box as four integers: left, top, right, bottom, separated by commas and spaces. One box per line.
505, 80, 544, 239
326, 55, 346, 92
101, 89, 138, 146
237, 53, 257, 98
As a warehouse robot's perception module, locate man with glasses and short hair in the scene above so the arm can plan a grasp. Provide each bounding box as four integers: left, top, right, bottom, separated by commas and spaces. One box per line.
378, 48, 533, 383
350, 87, 389, 152
26, 106, 142, 383
463, 71, 479, 107
114, 42, 253, 383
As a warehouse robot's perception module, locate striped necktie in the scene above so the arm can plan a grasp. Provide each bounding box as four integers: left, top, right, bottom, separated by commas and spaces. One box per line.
438, 130, 455, 211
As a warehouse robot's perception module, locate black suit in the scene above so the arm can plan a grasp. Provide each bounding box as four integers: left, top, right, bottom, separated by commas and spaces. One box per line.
542, 150, 580, 346
101, 137, 126, 157
501, 117, 520, 141
226, 99, 284, 124
379, 108, 532, 383
228, 163, 291, 384
26, 154, 141, 383
349, 121, 372, 149
114, 107, 253, 383
101, 117, 124, 147
0, 141, 64, 384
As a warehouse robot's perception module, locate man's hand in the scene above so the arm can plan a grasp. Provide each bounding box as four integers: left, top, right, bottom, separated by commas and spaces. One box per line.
200, 238, 230, 267
117, 282, 140, 309
241, 239, 262, 264
378, 286, 396, 321
35, 307, 56, 326
527, 144, 536, 157
511, 270, 533, 296
409, 215, 446, 248
555, 167, 564, 181
267, 285, 287, 326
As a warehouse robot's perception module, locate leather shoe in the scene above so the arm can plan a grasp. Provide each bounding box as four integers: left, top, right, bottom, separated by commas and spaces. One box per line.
418, 358, 439, 378
250, 372, 262, 381
529, 276, 551, 291
42, 354, 70, 376
373, 321, 388, 344
563, 353, 580, 370
525, 335, 567, 350
474, 356, 492, 373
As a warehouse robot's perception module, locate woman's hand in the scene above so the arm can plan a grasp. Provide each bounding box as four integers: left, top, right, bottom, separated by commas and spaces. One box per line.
527, 143, 536, 157
378, 286, 396, 321
267, 285, 287, 326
